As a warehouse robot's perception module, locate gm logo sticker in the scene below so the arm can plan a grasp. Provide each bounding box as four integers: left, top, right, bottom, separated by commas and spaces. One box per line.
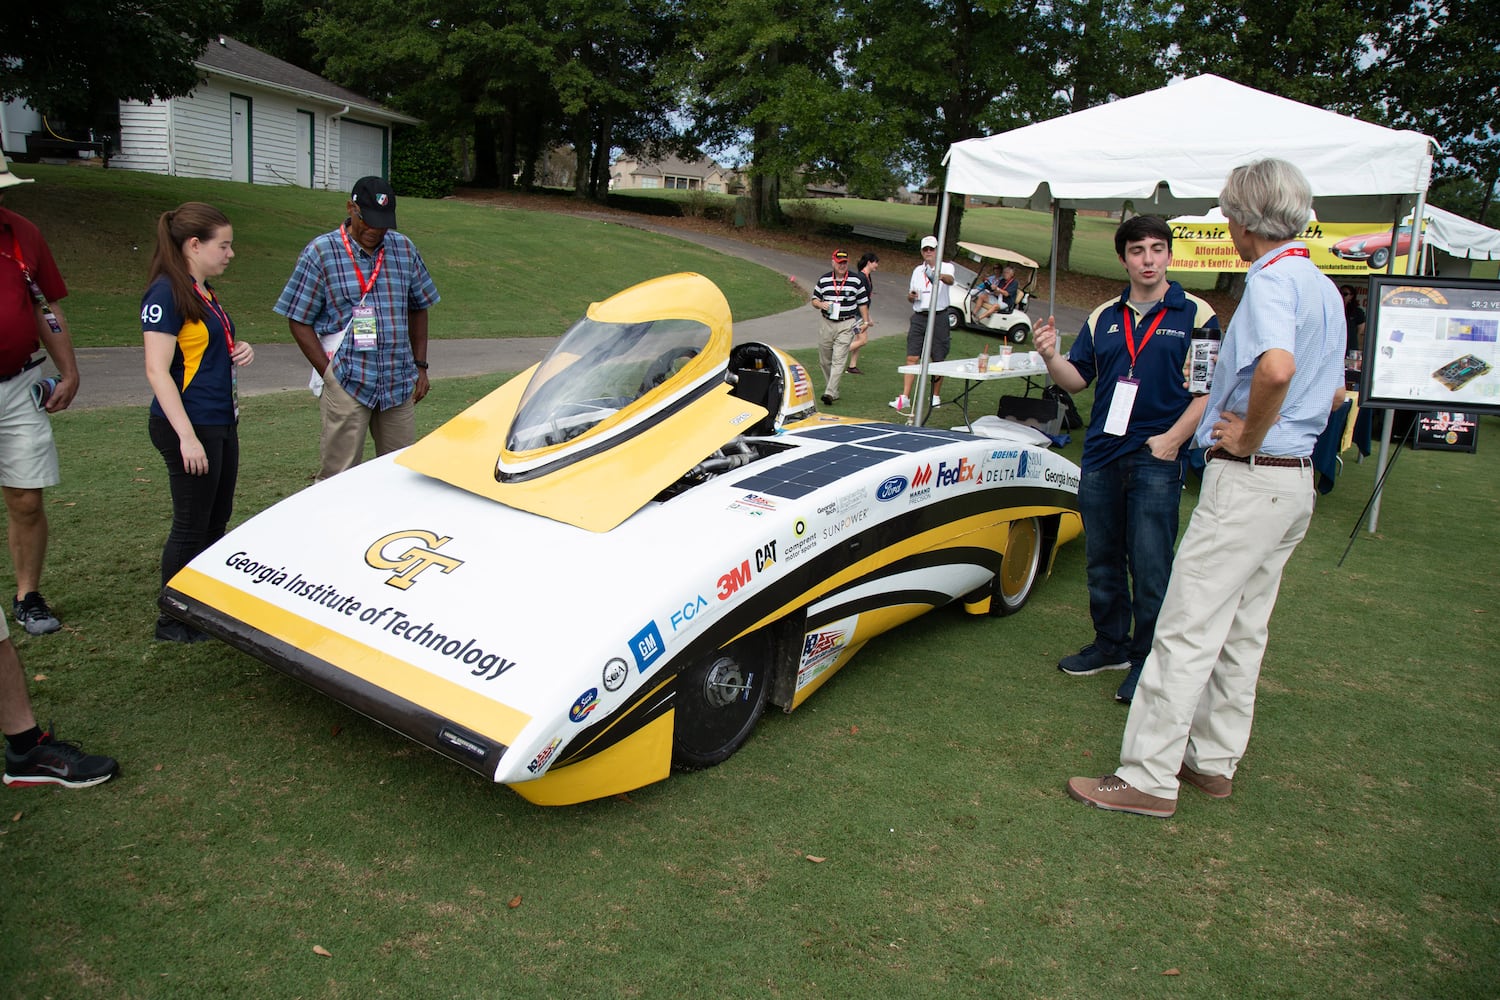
630, 620, 665, 672
877, 475, 908, 501
365, 530, 464, 590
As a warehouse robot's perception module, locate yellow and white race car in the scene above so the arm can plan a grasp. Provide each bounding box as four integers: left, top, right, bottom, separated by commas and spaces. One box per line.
163, 273, 1082, 804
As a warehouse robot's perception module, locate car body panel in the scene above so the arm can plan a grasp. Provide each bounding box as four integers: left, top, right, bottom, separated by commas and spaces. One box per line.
163, 273, 1082, 804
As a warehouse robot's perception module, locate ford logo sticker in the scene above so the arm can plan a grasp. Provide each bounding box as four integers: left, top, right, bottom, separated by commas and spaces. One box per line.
876, 475, 908, 501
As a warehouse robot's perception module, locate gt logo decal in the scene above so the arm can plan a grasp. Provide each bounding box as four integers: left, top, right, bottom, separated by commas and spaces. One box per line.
365, 530, 464, 590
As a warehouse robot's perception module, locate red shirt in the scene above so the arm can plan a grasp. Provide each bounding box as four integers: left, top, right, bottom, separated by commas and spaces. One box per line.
0, 206, 68, 375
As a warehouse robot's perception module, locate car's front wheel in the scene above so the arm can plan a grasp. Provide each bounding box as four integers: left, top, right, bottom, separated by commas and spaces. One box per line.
1007, 323, 1030, 345
1370, 247, 1390, 269
945, 307, 964, 332
672, 630, 772, 769
993, 517, 1042, 616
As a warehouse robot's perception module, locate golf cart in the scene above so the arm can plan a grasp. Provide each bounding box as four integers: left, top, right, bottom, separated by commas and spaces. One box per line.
947, 242, 1039, 345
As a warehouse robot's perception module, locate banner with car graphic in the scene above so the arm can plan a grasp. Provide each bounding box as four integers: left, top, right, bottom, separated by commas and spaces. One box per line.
1167, 218, 1426, 275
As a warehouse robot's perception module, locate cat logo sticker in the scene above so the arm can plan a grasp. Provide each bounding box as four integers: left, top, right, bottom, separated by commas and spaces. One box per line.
365, 530, 464, 590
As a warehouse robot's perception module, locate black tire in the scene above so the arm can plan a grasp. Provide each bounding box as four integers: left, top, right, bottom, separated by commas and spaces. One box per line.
994, 517, 1042, 616
1007, 324, 1030, 345
672, 630, 772, 769
1370, 247, 1390, 269
944, 307, 964, 332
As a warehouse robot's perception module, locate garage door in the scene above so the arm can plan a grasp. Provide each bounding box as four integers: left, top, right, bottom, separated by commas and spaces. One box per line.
338, 119, 387, 189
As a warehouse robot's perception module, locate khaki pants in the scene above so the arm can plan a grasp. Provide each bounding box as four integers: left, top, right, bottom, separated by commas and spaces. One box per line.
317, 376, 415, 481
1115, 458, 1315, 798
818, 316, 859, 400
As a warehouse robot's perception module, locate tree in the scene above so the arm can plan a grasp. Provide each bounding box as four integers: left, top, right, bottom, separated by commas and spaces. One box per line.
1370, 0, 1500, 223
677, 0, 847, 226
0, 3, 231, 152
847, 0, 1055, 253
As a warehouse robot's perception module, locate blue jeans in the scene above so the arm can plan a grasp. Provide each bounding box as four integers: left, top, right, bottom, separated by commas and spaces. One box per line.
1079, 446, 1184, 675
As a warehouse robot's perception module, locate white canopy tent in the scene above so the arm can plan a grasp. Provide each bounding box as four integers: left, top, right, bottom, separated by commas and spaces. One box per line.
920, 74, 1440, 530
943, 74, 1434, 222
1420, 205, 1500, 261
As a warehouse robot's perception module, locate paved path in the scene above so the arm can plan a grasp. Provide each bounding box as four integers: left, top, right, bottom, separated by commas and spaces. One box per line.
70, 218, 1086, 410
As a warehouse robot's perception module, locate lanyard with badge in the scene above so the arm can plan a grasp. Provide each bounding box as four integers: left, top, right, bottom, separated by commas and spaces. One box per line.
1102, 303, 1167, 436
339, 224, 385, 352
196, 282, 239, 420
827, 270, 849, 320
0, 234, 64, 335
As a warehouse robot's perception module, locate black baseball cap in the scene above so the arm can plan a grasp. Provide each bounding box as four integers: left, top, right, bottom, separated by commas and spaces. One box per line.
351, 176, 397, 228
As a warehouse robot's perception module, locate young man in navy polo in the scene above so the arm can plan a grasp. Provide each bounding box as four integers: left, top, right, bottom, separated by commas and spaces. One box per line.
1032, 216, 1218, 704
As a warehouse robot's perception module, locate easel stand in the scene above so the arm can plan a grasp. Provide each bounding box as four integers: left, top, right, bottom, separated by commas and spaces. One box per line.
1339, 419, 1415, 567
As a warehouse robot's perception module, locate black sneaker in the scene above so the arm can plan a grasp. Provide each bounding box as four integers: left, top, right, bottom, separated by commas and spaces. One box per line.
13, 591, 60, 635
154, 617, 210, 644
821, 393, 835, 405
1115, 660, 1145, 703
1057, 643, 1130, 676
4, 727, 119, 788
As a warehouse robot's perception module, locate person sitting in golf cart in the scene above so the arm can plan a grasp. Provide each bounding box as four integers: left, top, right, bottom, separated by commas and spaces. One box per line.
975, 265, 1020, 320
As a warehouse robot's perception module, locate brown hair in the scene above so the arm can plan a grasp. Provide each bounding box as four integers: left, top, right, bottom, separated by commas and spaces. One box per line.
147, 202, 231, 324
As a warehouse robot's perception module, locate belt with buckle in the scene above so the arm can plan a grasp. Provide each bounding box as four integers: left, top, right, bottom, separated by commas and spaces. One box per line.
0, 357, 43, 383
1206, 447, 1311, 469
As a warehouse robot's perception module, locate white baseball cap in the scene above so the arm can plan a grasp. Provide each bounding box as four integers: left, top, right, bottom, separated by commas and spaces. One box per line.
920, 236, 938, 250
0, 154, 34, 191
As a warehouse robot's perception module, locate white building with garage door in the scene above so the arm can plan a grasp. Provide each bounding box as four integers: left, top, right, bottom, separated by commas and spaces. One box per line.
109, 34, 418, 190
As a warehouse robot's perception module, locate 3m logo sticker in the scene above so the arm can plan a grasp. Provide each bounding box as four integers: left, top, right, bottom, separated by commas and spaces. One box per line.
365, 530, 464, 590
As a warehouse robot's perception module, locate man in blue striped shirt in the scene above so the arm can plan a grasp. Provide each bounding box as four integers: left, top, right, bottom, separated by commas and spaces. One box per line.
276, 177, 441, 480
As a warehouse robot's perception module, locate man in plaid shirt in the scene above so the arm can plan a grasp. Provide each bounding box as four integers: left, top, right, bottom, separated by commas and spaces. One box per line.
276, 176, 440, 480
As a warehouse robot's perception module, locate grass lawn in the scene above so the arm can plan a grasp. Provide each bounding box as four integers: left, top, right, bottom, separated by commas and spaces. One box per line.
0, 352, 1495, 998
4, 165, 804, 348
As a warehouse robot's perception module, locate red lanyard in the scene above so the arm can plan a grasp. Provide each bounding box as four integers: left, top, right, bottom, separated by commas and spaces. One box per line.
1261, 246, 1310, 269
195, 282, 234, 353
2, 233, 63, 335
1122, 304, 1166, 376
339, 224, 384, 297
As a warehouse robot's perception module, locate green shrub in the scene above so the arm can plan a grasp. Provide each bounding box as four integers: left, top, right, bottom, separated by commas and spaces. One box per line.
391, 127, 456, 200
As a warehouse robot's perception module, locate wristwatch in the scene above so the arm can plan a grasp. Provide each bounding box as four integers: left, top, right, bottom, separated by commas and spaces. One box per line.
414, 360, 430, 370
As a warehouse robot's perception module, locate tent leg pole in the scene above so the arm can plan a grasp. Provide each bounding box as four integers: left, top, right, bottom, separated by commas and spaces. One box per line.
914, 190, 953, 426
1047, 201, 1059, 319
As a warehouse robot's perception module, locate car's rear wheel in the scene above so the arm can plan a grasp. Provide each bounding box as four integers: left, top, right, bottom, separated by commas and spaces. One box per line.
1370, 247, 1390, 269
1008, 323, 1030, 345
994, 517, 1042, 616
672, 630, 772, 769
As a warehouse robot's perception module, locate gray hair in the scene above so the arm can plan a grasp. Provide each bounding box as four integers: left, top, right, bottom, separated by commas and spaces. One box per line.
1219, 158, 1313, 240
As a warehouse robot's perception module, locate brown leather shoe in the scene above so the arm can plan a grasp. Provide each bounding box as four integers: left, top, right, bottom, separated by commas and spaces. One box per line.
1178, 764, 1232, 799
1066, 774, 1176, 818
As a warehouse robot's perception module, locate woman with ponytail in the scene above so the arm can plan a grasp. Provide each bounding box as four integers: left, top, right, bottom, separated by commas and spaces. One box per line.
141, 203, 254, 643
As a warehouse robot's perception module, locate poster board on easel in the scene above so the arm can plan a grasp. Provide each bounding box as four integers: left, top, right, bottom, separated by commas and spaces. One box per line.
1360, 274, 1500, 414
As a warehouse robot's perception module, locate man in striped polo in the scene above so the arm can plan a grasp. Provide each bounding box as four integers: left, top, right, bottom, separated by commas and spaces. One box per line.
810, 249, 870, 406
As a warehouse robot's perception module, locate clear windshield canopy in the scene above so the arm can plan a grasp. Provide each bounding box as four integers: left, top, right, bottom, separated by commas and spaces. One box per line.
505, 316, 711, 454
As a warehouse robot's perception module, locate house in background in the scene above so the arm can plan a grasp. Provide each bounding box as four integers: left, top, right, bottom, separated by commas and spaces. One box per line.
108, 35, 417, 190
610, 153, 740, 194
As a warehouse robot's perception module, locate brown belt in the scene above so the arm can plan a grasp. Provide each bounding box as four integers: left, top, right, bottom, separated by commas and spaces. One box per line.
1206, 447, 1311, 469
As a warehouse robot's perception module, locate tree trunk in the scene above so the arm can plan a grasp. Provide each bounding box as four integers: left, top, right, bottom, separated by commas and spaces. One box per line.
498, 106, 518, 190
932, 182, 965, 257
1055, 207, 1077, 271
572, 110, 590, 199
589, 114, 613, 201
472, 118, 499, 189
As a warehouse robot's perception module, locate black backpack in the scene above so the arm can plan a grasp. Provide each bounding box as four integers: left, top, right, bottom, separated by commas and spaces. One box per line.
1043, 384, 1084, 430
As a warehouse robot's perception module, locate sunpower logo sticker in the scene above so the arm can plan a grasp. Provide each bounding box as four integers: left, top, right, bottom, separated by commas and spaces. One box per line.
630, 620, 665, 672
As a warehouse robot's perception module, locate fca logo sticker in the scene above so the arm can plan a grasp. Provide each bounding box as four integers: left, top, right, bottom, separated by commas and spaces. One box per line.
365, 530, 464, 590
